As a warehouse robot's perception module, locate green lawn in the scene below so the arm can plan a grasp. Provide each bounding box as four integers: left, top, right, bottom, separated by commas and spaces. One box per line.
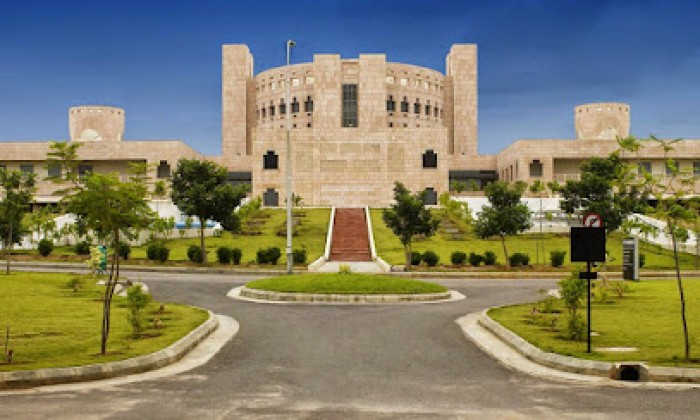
370, 209, 698, 270
0, 272, 208, 371
246, 273, 447, 294
489, 279, 700, 367
28, 208, 330, 267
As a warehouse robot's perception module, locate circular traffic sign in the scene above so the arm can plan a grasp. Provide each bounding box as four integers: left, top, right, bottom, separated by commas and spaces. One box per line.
583, 212, 603, 228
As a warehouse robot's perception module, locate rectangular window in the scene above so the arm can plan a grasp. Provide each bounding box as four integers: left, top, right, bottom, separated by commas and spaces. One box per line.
20, 164, 33, 174
291, 98, 300, 113
386, 96, 395, 112
279, 102, 286, 115
269, 105, 275, 117
425, 104, 431, 116
694, 162, 700, 175
157, 161, 171, 178
342, 84, 358, 127
638, 161, 652, 174
263, 151, 279, 170
665, 160, 676, 175
304, 96, 313, 112
400, 98, 409, 113
78, 165, 93, 178
0, 164, 6, 171
529, 160, 543, 177
48, 163, 62, 178
413, 101, 420, 114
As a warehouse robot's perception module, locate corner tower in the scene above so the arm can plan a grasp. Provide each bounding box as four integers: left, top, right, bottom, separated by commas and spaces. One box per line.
574, 102, 630, 140
222, 45, 254, 165
445, 44, 478, 155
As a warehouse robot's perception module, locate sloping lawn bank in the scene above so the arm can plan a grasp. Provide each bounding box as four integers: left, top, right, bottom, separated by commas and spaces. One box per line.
0, 272, 208, 372
489, 279, 700, 367
370, 209, 698, 270
246, 273, 447, 294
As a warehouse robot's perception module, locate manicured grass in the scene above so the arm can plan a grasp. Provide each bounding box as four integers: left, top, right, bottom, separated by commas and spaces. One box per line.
370, 209, 698, 270
246, 273, 448, 294
0, 272, 208, 371
24, 208, 330, 267
489, 279, 700, 367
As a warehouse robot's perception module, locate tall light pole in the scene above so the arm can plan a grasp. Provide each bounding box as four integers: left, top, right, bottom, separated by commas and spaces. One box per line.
285, 39, 295, 274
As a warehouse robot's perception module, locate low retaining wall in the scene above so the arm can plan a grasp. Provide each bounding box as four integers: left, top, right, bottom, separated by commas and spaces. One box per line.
0, 311, 218, 389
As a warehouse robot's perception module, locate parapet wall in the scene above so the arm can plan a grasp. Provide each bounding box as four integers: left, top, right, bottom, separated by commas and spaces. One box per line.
574, 102, 630, 140
69, 105, 125, 141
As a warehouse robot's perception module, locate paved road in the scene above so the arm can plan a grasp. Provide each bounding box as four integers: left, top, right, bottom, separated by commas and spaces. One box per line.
2, 272, 699, 419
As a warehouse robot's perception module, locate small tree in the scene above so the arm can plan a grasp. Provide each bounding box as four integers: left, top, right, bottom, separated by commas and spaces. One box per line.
474, 181, 531, 268
643, 136, 695, 362
171, 159, 248, 263
0, 168, 36, 274
382, 182, 439, 271
126, 285, 151, 338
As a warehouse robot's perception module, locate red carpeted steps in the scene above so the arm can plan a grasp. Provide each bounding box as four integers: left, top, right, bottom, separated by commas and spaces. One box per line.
329, 208, 372, 261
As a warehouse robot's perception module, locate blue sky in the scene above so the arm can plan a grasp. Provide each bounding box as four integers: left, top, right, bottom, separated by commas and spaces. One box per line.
1, 0, 698, 156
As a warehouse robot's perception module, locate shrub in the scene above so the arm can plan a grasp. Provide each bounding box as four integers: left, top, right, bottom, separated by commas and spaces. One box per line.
509, 252, 530, 267
468, 252, 484, 267
38, 239, 53, 257
66, 276, 82, 293
483, 251, 497, 266
450, 251, 467, 265
550, 250, 566, 267
231, 248, 242, 265
126, 285, 151, 338
292, 248, 307, 264
216, 247, 233, 264
339, 263, 352, 274
146, 242, 170, 262
639, 253, 646, 268
410, 251, 422, 266
257, 247, 282, 265
422, 250, 439, 267
74, 241, 91, 255
116, 242, 131, 260
187, 245, 204, 263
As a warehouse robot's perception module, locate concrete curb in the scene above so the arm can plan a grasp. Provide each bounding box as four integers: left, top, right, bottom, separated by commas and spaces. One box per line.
5, 260, 286, 275
234, 286, 458, 304
0, 310, 218, 390
479, 310, 700, 383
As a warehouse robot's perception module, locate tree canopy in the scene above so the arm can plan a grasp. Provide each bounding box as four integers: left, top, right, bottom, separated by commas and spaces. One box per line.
474, 181, 531, 267
171, 159, 248, 263
382, 182, 439, 271
0, 168, 36, 274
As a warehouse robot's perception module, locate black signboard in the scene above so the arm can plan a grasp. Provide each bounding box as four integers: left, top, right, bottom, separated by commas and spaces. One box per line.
570, 227, 606, 262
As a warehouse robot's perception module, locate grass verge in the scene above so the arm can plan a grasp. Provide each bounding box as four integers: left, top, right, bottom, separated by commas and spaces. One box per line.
488, 279, 700, 367
0, 272, 208, 372
245, 273, 447, 294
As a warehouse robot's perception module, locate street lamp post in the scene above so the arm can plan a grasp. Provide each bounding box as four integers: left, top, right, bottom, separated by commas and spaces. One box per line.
285, 39, 295, 274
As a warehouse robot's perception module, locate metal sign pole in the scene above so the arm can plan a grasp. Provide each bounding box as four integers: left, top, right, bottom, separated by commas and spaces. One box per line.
587, 260, 592, 353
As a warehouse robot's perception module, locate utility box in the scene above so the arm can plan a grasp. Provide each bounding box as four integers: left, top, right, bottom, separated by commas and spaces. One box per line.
622, 237, 639, 281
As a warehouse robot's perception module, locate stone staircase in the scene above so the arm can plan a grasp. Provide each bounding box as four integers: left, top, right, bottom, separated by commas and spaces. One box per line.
329, 208, 372, 261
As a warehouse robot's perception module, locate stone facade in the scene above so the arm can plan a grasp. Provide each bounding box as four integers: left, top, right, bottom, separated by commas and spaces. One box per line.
1, 42, 699, 207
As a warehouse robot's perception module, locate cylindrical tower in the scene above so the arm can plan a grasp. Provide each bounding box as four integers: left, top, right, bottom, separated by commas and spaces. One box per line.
574, 102, 630, 140
69, 105, 125, 141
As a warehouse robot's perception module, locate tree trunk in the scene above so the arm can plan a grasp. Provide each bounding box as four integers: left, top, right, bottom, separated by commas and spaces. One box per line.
101, 234, 120, 356
670, 224, 691, 362
500, 233, 510, 269
404, 242, 412, 272
199, 217, 206, 264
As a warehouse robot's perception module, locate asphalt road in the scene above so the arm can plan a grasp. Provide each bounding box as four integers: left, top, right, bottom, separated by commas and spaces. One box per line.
1, 272, 699, 419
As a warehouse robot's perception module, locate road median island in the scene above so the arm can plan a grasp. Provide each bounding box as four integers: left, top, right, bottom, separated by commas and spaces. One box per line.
0, 272, 214, 389
238, 273, 455, 304
479, 279, 700, 383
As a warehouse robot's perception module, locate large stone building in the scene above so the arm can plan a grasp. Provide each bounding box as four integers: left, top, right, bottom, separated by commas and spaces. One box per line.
1, 43, 698, 206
